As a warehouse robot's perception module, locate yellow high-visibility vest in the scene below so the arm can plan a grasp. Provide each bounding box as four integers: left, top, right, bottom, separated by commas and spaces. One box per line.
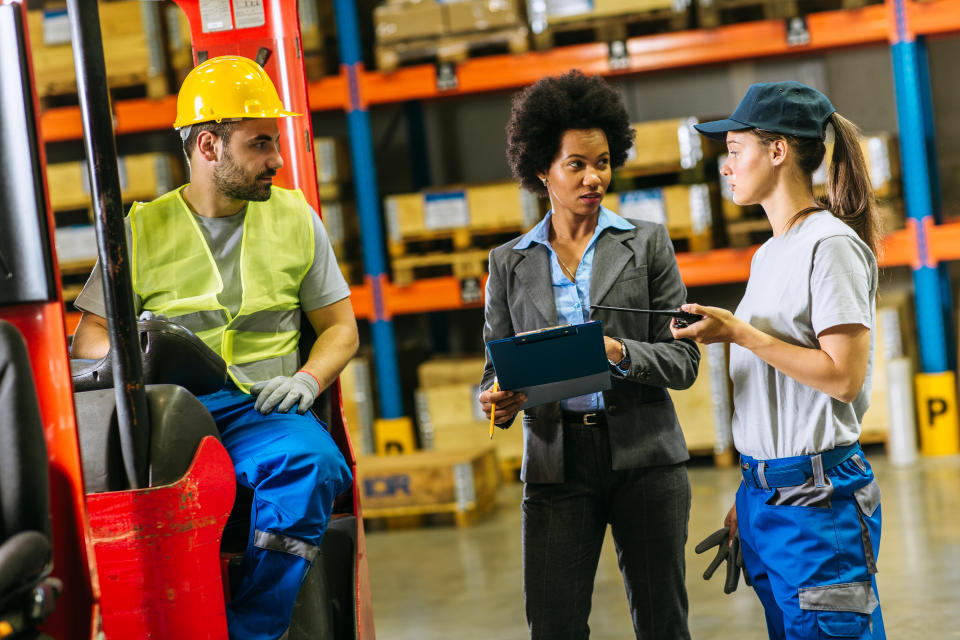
130, 185, 314, 392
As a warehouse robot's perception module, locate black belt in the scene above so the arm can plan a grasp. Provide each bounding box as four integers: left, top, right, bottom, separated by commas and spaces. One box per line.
562, 411, 606, 426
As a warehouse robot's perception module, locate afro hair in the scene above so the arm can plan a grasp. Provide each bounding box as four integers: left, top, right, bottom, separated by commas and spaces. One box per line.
506, 70, 635, 197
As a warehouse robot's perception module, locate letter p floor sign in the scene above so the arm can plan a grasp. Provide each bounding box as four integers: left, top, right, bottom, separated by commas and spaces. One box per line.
915, 371, 960, 456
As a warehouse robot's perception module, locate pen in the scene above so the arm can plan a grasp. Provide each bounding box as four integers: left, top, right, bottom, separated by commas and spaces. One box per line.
489, 379, 499, 439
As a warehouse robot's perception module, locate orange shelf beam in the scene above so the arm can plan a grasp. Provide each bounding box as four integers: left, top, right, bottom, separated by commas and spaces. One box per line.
676, 247, 758, 287
39, 1, 960, 141
349, 221, 960, 318
927, 219, 960, 263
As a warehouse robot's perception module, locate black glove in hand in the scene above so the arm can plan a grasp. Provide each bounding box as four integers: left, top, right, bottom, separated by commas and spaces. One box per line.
695, 526, 746, 594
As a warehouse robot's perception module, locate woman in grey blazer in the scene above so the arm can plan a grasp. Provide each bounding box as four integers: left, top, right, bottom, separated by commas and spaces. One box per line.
478, 70, 700, 640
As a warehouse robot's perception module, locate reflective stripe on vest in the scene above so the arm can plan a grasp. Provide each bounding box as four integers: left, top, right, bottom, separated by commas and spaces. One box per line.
130, 185, 315, 392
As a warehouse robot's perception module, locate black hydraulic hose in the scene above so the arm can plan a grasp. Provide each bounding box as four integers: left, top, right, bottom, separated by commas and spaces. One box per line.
66, 0, 149, 489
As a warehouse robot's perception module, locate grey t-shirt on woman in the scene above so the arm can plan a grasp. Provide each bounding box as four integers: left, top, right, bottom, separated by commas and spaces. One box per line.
730, 211, 878, 460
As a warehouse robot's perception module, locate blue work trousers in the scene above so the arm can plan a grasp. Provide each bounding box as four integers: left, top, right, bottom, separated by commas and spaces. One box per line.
198, 384, 352, 640
737, 446, 885, 639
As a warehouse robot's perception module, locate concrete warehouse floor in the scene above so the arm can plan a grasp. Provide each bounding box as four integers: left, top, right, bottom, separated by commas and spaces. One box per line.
364, 448, 960, 639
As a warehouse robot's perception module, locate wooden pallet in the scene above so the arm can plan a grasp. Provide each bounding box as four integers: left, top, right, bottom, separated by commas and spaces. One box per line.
363, 491, 497, 530
388, 225, 523, 258
697, 0, 877, 28
724, 216, 772, 248
376, 26, 529, 73
533, 6, 690, 51
391, 248, 490, 286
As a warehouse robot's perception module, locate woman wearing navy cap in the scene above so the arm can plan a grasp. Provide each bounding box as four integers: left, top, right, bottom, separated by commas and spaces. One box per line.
673, 81, 885, 639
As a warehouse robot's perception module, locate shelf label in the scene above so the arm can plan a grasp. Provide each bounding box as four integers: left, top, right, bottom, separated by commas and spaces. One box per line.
424, 190, 469, 230
617, 190, 667, 226
233, 0, 265, 30
42, 10, 71, 46
545, 0, 593, 19
199, 0, 233, 33
460, 277, 482, 305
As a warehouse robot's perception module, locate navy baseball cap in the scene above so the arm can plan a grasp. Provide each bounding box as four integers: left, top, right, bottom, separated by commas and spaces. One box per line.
694, 81, 836, 141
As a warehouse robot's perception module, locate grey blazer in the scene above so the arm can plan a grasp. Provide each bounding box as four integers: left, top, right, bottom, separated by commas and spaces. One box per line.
481, 220, 700, 484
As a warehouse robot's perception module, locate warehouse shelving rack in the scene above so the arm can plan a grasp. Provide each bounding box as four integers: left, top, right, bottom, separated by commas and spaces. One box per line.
49, 0, 960, 420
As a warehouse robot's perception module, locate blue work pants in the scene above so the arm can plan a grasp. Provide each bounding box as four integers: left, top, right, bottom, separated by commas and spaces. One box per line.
198, 384, 352, 640
737, 446, 885, 639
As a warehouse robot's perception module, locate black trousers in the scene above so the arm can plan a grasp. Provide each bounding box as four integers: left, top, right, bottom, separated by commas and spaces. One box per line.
522, 421, 691, 640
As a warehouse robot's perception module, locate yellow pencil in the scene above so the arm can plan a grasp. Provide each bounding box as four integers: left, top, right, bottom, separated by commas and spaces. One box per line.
489, 379, 499, 439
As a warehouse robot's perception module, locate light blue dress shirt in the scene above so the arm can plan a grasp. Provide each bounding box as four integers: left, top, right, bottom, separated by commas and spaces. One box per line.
514, 206, 635, 412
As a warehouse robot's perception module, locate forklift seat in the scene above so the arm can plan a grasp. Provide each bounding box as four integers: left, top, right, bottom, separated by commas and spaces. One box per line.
71, 318, 227, 396
72, 318, 227, 493
0, 320, 59, 630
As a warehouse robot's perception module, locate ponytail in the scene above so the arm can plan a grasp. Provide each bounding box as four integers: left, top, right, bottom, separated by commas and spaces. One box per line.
816, 113, 882, 257
753, 113, 882, 257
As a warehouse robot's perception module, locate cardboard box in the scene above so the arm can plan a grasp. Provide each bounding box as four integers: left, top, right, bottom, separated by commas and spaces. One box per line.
414, 375, 525, 464
29, 2, 166, 97
444, 0, 522, 34
466, 181, 542, 230
374, 1, 446, 44
815, 133, 900, 199
859, 292, 917, 443
607, 184, 715, 250
417, 355, 487, 388
384, 192, 428, 241
339, 357, 375, 456
313, 137, 351, 186
46, 153, 179, 212
592, 0, 677, 17
356, 446, 499, 516
670, 343, 732, 454
385, 181, 539, 241
622, 117, 704, 172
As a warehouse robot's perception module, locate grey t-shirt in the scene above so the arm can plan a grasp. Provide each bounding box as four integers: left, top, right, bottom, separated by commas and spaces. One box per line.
75, 204, 350, 318
730, 211, 878, 460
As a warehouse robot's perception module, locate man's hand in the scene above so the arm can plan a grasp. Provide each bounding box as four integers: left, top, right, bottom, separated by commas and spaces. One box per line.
478, 386, 526, 426
250, 371, 321, 415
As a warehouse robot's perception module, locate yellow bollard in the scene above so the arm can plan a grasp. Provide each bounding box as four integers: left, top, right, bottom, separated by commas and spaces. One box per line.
374, 416, 417, 455
914, 371, 960, 456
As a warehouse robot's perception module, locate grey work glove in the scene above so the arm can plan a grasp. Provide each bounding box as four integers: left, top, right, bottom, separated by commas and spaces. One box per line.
138, 310, 168, 321
695, 526, 751, 594
250, 371, 321, 415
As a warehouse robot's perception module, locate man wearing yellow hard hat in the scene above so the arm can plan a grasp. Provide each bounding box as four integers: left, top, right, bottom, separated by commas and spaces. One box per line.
71, 55, 357, 640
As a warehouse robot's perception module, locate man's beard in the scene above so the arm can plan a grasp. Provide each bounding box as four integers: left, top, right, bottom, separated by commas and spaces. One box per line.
214, 148, 275, 202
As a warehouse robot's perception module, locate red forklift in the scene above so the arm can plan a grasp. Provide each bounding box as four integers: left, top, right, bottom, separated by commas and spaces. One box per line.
0, 1, 374, 637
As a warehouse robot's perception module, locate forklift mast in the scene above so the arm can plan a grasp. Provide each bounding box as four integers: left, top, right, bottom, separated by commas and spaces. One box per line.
0, 2, 100, 637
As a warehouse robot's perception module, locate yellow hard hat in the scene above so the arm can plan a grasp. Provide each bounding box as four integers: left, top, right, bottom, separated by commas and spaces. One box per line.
173, 55, 300, 129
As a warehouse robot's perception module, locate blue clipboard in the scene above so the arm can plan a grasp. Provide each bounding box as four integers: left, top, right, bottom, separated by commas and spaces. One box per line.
485, 321, 612, 409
